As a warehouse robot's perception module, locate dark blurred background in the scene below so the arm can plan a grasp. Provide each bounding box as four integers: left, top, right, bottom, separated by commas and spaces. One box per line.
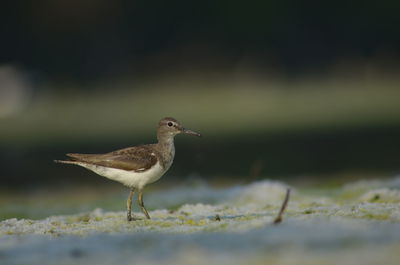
1, 0, 400, 189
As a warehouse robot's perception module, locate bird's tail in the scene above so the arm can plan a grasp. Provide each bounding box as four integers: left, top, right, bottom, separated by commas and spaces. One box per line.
55, 153, 93, 165
54, 159, 79, 165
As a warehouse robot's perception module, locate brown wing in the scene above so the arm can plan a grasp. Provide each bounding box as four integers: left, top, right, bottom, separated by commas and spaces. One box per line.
66, 145, 158, 171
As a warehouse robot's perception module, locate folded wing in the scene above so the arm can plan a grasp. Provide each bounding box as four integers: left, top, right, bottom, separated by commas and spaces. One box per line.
66, 146, 158, 172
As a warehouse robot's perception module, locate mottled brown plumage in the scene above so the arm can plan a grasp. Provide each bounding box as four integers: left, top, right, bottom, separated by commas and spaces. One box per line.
55, 117, 201, 221
65, 145, 159, 171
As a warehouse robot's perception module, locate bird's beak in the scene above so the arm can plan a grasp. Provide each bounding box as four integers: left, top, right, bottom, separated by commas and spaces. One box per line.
182, 128, 202, 137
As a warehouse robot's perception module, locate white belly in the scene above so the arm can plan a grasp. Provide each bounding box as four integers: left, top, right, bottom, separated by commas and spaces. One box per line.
80, 162, 165, 190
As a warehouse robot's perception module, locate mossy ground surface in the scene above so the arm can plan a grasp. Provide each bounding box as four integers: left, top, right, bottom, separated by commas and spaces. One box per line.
1, 177, 400, 265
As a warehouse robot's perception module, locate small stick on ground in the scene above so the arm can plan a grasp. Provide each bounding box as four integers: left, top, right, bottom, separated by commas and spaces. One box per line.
273, 188, 291, 224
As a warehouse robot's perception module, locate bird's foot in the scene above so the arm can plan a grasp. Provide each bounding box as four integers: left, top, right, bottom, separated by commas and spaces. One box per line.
127, 214, 148, 221
127, 214, 137, 222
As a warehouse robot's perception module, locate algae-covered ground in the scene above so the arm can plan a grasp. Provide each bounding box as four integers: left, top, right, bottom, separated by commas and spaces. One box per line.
1, 177, 400, 265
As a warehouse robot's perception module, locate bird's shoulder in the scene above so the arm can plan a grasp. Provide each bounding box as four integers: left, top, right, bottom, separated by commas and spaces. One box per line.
110, 144, 158, 157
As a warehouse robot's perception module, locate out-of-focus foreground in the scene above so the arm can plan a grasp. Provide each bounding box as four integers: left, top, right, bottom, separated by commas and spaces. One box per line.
1, 177, 400, 265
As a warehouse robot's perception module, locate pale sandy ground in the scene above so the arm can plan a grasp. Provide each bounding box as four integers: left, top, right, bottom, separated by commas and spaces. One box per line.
1, 177, 400, 265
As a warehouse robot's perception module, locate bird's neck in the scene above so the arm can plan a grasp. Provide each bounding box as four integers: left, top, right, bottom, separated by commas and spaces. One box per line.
156, 133, 176, 169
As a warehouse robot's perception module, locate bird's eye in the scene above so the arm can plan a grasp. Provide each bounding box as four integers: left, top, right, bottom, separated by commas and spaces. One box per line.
167, 122, 173, 127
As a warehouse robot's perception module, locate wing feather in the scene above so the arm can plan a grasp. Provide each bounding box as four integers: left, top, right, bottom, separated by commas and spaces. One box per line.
66, 145, 158, 171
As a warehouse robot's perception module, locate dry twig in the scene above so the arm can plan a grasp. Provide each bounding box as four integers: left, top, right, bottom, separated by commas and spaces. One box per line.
273, 188, 291, 224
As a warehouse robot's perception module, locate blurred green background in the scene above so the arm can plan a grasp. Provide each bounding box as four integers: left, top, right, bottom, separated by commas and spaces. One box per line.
1, 0, 400, 190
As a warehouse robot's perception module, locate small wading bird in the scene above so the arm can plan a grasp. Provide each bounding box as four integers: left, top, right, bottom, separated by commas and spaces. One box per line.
55, 117, 201, 221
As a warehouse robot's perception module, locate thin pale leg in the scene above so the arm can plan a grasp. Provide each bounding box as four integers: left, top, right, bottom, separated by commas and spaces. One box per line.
127, 188, 135, 221
138, 190, 151, 219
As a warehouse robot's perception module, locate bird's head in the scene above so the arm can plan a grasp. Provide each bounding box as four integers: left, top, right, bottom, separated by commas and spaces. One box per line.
157, 117, 201, 139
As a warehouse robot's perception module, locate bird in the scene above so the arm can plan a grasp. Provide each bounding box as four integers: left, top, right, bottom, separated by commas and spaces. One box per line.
55, 117, 201, 221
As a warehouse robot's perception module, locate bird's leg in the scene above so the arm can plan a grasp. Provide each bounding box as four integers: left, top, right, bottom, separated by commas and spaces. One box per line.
138, 190, 151, 219
127, 188, 135, 221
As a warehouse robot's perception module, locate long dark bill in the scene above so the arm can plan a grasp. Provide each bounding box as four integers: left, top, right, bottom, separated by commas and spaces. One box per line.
183, 128, 202, 137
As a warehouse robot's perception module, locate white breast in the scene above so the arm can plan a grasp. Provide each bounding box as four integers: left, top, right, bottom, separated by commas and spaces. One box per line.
79, 162, 166, 190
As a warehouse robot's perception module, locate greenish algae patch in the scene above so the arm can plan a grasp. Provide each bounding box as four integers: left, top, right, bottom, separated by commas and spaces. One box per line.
184, 219, 209, 226
303, 209, 315, 214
